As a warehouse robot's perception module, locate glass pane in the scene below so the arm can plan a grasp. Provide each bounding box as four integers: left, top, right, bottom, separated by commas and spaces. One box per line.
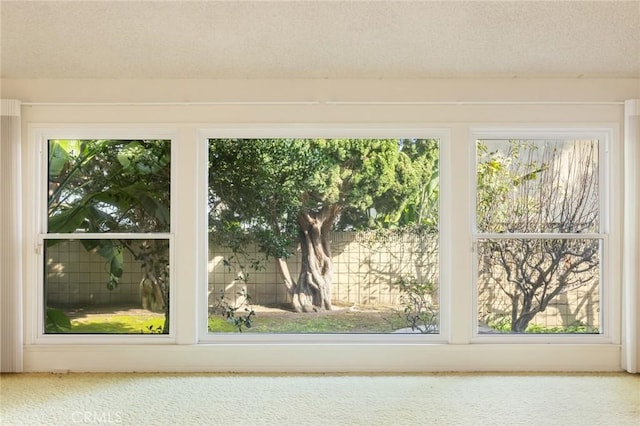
208, 138, 439, 333
477, 238, 600, 334
48, 139, 171, 233
44, 239, 170, 334
476, 139, 599, 233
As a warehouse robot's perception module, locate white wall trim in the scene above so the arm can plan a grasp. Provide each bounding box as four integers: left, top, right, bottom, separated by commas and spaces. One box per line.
622, 99, 640, 373
20, 101, 626, 107
22, 344, 623, 373
4, 78, 638, 105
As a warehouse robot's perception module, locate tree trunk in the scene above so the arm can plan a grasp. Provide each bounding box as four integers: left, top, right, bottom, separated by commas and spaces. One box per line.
134, 240, 170, 333
512, 314, 536, 333
274, 257, 305, 312
288, 206, 339, 312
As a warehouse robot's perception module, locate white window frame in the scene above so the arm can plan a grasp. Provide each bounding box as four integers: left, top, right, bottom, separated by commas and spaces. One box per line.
470, 128, 618, 344
198, 126, 452, 344
30, 127, 177, 345
20, 119, 623, 373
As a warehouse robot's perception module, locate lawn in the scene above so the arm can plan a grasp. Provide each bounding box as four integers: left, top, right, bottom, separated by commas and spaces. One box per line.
47, 305, 594, 335
208, 306, 410, 333
47, 307, 166, 334
68, 315, 165, 334
48, 305, 411, 334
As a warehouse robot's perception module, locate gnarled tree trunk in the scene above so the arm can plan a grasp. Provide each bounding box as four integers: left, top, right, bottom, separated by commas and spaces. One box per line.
280, 205, 340, 313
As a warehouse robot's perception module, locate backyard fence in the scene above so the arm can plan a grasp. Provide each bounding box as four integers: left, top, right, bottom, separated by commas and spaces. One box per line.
45, 232, 599, 330
207, 230, 440, 308
45, 240, 143, 307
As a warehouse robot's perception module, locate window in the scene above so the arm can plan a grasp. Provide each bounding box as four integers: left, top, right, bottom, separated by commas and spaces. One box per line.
22, 115, 623, 373
473, 132, 607, 335
43, 139, 172, 335
206, 138, 441, 334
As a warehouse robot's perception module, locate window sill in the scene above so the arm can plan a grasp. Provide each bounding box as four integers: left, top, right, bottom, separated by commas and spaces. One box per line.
22, 342, 623, 373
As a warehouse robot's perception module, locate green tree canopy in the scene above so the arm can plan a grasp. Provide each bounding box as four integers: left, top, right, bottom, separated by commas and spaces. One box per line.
48, 139, 170, 234
209, 138, 439, 312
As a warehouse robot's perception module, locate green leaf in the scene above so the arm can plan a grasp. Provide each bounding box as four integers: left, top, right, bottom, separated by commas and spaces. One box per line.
48, 206, 88, 233
110, 249, 124, 278
46, 307, 72, 332
117, 151, 131, 168
48, 141, 70, 178
97, 243, 115, 259
107, 274, 120, 290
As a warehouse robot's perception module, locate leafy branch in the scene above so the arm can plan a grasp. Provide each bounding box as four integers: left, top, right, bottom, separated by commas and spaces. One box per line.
396, 275, 439, 333
210, 288, 256, 332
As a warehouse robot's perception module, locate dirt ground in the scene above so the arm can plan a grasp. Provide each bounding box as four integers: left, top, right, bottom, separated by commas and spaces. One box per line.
249, 302, 395, 315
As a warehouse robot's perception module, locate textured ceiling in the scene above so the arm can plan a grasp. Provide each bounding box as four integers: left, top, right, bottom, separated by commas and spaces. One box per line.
1, 1, 639, 79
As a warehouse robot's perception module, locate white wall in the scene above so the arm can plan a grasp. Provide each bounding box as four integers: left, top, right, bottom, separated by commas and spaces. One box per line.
2, 78, 638, 372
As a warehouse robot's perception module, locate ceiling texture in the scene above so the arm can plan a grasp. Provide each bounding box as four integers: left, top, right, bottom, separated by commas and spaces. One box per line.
1, 1, 639, 79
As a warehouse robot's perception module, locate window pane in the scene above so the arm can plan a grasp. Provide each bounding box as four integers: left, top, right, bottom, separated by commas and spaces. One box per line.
48, 139, 171, 233
44, 239, 170, 334
476, 139, 599, 234
477, 238, 600, 334
207, 138, 439, 334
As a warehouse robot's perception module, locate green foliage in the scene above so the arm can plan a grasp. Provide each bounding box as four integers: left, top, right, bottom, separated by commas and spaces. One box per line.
525, 323, 598, 334
47, 139, 172, 332
328, 138, 439, 231
60, 315, 165, 334
210, 288, 256, 332
45, 308, 72, 333
207, 316, 242, 332
208, 138, 440, 312
476, 140, 555, 233
44, 308, 165, 334
48, 139, 171, 234
208, 138, 439, 267
208, 138, 316, 260
396, 275, 439, 333
484, 314, 598, 334
207, 310, 406, 333
48, 139, 171, 287
144, 324, 165, 334
221, 254, 266, 285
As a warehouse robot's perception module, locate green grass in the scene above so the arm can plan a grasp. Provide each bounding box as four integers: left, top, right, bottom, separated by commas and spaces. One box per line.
48, 307, 413, 334
484, 316, 599, 334
56, 315, 165, 334
208, 310, 408, 333
45, 307, 167, 334
48, 308, 596, 335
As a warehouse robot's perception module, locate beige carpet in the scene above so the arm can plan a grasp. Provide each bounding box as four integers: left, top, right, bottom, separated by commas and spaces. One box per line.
1, 373, 638, 425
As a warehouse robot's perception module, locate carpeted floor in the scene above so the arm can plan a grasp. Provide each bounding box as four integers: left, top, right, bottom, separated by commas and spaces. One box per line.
1, 372, 638, 425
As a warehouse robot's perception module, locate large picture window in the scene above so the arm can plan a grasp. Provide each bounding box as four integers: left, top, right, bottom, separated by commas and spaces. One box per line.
207, 138, 440, 334
474, 134, 606, 335
43, 139, 172, 335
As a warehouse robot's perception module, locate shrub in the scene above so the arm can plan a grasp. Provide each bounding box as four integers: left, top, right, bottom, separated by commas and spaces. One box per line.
396, 276, 438, 333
